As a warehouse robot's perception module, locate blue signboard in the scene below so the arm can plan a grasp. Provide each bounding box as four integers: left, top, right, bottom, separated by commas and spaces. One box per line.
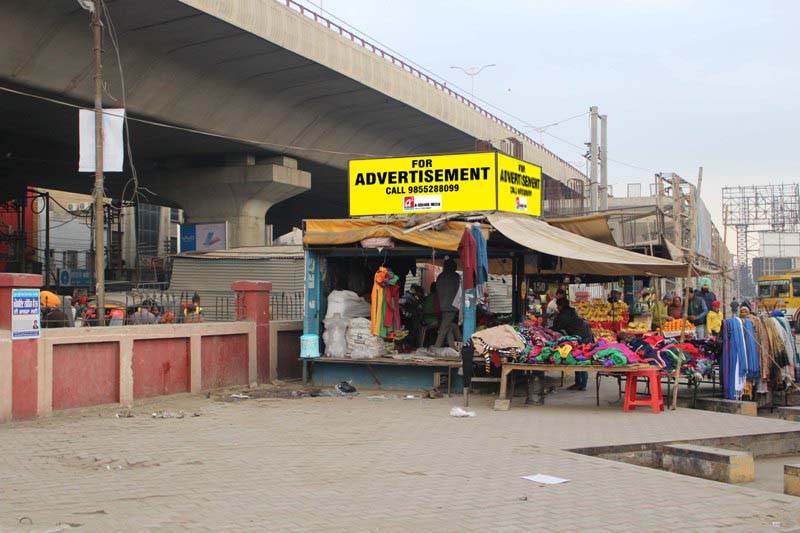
180, 223, 227, 252
11, 289, 40, 340
59, 269, 92, 287
180, 223, 198, 252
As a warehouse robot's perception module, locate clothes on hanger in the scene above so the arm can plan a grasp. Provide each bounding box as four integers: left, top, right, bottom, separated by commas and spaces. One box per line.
470, 224, 489, 286
458, 227, 477, 290
369, 266, 401, 338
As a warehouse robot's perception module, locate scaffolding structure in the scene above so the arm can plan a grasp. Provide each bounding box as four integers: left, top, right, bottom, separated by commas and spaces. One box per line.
722, 184, 800, 297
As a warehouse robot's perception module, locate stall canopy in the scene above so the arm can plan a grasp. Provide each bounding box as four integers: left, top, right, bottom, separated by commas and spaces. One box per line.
487, 213, 690, 278
304, 215, 691, 278
303, 219, 487, 251
547, 213, 617, 246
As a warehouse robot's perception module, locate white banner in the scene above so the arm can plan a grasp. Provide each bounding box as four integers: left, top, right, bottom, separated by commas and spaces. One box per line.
79, 108, 125, 172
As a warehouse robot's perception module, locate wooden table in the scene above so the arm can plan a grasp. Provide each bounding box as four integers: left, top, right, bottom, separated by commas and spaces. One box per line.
307, 357, 462, 395
495, 362, 653, 410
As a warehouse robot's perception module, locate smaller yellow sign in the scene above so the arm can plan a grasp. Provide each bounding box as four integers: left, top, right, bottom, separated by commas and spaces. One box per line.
496, 153, 542, 216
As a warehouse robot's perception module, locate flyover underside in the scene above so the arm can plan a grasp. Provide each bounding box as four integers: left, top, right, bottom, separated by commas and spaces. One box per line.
0, 0, 581, 240
0, 0, 477, 170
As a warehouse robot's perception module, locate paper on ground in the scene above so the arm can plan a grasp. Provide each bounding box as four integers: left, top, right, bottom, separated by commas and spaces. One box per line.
522, 474, 569, 484
79, 108, 125, 172
450, 407, 476, 418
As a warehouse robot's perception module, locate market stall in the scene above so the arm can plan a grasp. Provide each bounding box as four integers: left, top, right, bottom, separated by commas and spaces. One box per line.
301, 151, 694, 399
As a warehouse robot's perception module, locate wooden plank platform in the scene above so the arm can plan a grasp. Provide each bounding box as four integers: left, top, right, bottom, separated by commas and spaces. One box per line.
310, 356, 461, 395
312, 357, 461, 368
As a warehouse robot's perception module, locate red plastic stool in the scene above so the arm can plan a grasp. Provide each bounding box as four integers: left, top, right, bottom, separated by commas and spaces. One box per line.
623, 368, 663, 413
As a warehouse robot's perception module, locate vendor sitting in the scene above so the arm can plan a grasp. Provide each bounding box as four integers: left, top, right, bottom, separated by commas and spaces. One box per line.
553, 297, 594, 391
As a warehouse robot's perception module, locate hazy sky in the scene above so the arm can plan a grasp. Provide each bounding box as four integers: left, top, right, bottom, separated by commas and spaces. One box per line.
311, 0, 798, 230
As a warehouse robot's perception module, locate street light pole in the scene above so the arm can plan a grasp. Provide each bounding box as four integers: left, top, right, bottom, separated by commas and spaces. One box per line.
92, 0, 106, 324
449, 64, 496, 97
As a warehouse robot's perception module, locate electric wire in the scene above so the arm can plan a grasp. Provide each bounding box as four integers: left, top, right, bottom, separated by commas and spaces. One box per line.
101, 1, 141, 203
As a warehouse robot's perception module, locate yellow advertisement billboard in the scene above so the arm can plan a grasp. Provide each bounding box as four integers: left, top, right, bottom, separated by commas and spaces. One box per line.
496, 153, 542, 216
348, 153, 497, 216
348, 152, 542, 217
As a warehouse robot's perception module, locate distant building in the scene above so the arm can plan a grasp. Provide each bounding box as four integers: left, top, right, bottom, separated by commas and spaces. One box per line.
28, 188, 182, 287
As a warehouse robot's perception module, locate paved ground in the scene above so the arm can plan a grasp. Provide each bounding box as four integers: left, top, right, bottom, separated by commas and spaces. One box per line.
3, 383, 800, 532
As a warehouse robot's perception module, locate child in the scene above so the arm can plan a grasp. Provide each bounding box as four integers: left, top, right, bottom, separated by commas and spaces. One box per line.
706, 300, 723, 337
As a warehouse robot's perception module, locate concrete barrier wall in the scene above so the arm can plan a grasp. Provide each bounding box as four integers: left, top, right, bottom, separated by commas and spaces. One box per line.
0, 322, 257, 421
0, 277, 273, 422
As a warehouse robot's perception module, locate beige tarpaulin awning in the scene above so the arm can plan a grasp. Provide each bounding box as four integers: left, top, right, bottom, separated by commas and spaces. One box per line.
547, 213, 617, 246
303, 219, 488, 251
487, 213, 690, 277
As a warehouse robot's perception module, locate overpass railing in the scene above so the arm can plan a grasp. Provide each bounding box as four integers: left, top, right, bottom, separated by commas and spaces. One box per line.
280, 0, 581, 177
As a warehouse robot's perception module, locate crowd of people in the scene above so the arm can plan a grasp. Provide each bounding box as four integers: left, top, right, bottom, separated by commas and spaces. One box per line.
38, 290, 203, 328
649, 278, 757, 337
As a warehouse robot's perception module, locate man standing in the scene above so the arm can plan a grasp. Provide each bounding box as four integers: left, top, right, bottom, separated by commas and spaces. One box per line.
730, 297, 739, 316
546, 287, 566, 328
553, 298, 593, 391
697, 278, 717, 313
686, 288, 709, 338
434, 258, 461, 348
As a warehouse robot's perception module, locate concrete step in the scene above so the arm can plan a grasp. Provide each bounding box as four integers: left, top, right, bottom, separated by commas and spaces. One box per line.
776, 406, 800, 422
661, 443, 755, 483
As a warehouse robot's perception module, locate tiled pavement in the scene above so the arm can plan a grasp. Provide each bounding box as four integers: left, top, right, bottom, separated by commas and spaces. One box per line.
2, 386, 800, 531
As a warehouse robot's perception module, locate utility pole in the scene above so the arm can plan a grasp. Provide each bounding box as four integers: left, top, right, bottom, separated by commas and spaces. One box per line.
589, 106, 599, 212
599, 114, 608, 211
672, 167, 702, 410
92, 0, 105, 324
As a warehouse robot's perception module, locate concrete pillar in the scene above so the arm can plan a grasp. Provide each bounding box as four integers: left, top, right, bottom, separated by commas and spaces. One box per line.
153, 155, 310, 248
785, 464, 800, 496
0, 273, 42, 421
232, 280, 272, 383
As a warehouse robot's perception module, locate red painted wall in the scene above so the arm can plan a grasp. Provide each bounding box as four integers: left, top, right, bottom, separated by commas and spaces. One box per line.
12, 339, 38, 420
53, 342, 119, 410
132, 338, 190, 399
201, 334, 248, 389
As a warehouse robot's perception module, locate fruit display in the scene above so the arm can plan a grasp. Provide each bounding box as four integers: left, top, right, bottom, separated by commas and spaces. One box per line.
575, 299, 628, 322
591, 328, 617, 342
624, 321, 650, 333
661, 319, 695, 332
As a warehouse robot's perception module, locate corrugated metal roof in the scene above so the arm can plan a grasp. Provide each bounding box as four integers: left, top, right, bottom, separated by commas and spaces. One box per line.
176, 245, 304, 260
170, 256, 304, 294
169, 255, 305, 321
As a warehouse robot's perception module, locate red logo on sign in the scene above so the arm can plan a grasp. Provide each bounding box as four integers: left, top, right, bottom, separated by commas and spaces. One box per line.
403, 196, 415, 210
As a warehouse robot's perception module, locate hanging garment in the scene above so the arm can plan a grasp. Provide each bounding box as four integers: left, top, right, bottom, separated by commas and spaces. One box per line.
370, 267, 390, 336
742, 319, 760, 380
722, 318, 747, 400
470, 225, 489, 286
753, 318, 772, 381
773, 317, 798, 380
458, 228, 477, 290
382, 280, 402, 337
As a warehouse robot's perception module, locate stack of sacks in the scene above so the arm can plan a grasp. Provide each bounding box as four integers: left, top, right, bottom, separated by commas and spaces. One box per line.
346, 317, 386, 359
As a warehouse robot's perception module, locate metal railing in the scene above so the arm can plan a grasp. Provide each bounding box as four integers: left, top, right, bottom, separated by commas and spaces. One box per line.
279, 0, 582, 177
115, 290, 305, 324
271, 291, 304, 320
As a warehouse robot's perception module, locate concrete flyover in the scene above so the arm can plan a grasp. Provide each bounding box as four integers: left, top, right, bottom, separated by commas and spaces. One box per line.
0, 0, 586, 245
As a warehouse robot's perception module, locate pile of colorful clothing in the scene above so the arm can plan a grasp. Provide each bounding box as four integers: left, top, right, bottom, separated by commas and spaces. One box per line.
472, 323, 642, 369
627, 334, 719, 381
